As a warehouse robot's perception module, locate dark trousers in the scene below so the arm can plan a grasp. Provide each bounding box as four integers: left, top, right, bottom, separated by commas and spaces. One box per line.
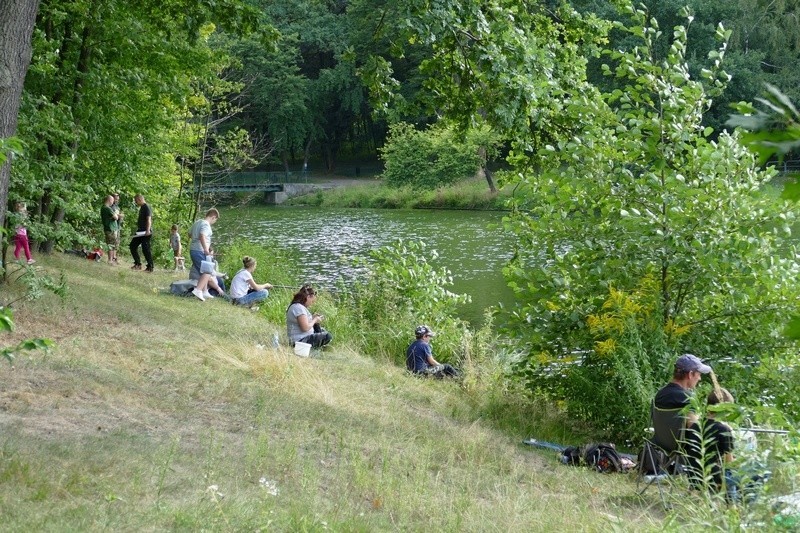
298, 324, 333, 348
129, 235, 153, 269
416, 364, 460, 379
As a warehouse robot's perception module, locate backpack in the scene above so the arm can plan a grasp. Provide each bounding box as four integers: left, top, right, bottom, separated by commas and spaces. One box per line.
561, 446, 582, 466
582, 442, 623, 473
170, 279, 197, 297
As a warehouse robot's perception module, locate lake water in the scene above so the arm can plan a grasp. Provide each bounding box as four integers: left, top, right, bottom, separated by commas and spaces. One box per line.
214, 207, 514, 324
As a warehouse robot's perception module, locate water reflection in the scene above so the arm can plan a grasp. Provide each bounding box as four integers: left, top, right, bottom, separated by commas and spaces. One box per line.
215, 207, 514, 323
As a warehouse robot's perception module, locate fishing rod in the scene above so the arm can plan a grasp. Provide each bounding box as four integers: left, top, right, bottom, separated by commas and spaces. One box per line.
269, 283, 342, 293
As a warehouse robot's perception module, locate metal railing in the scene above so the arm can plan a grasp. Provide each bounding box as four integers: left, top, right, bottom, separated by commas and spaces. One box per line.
196, 171, 310, 191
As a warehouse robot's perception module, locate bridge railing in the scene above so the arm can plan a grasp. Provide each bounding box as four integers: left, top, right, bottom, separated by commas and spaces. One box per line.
775, 160, 800, 174
201, 171, 309, 188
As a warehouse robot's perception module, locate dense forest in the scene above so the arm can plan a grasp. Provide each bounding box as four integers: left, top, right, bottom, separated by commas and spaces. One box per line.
2, 0, 800, 252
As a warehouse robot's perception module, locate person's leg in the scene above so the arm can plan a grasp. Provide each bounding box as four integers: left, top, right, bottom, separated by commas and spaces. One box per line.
441, 363, 460, 377
233, 289, 268, 306
724, 469, 740, 503
129, 237, 141, 267
301, 330, 332, 348
20, 235, 32, 261
205, 276, 226, 297
13, 235, 22, 259
112, 232, 120, 262
191, 273, 210, 301
142, 235, 153, 271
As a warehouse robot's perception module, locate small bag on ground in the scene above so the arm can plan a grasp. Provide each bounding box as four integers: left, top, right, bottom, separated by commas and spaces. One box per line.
583, 442, 623, 473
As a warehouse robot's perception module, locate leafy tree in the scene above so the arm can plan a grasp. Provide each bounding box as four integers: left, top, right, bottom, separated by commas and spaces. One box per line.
570, 0, 800, 133
227, 0, 378, 173
0, 0, 39, 261
500, 6, 800, 441
379, 122, 484, 189
11, 0, 258, 253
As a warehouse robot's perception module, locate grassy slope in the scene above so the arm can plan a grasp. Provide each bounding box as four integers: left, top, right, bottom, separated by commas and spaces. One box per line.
0, 254, 663, 531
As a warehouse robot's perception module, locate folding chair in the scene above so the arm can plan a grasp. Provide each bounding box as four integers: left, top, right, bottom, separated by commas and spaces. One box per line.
637, 402, 686, 508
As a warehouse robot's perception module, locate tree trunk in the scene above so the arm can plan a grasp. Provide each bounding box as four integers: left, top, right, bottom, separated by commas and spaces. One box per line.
0, 0, 40, 263
483, 164, 497, 194
477, 146, 497, 193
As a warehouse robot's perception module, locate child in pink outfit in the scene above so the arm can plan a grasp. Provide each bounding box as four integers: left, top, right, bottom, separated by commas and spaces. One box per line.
13, 202, 35, 264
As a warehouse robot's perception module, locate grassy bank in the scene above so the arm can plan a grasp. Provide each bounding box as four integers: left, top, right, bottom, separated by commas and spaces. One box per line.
288, 177, 512, 210
0, 254, 664, 531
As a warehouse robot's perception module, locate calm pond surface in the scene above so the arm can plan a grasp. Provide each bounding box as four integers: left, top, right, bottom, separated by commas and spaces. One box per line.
214, 206, 515, 324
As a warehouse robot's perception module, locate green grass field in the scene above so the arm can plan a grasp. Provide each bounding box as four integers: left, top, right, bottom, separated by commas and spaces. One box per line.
0, 254, 668, 531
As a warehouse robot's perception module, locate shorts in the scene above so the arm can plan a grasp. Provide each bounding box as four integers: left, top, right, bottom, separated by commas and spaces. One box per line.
104, 230, 120, 249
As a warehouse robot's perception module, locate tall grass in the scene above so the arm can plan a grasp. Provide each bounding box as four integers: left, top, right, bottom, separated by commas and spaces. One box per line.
0, 253, 667, 531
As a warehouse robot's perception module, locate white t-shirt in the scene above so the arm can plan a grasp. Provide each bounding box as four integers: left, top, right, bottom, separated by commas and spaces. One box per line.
230, 269, 253, 299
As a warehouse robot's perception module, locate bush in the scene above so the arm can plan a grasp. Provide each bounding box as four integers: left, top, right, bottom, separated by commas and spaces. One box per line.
337, 239, 472, 367
380, 123, 482, 190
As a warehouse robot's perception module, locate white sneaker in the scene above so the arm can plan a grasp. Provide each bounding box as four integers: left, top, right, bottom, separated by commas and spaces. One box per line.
203, 291, 214, 299
191, 288, 205, 301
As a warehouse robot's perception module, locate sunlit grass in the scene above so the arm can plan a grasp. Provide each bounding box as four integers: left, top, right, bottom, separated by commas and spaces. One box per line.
0, 254, 663, 530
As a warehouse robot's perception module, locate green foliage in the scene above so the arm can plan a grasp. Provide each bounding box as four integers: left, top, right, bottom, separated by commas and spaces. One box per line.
214, 238, 301, 324
287, 178, 509, 210
338, 239, 471, 366
728, 84, 800, 166
0, 137, 23, 168
379, 123, 482, 189
500, 6, 800, 442
525, 280, 679, 444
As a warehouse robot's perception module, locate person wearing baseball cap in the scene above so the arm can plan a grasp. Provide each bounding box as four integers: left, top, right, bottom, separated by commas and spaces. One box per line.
406, 325, 459, 379
654, 353, 713, 424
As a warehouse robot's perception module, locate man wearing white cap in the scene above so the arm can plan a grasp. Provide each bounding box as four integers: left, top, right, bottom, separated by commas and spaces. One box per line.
654, 353, 713, 424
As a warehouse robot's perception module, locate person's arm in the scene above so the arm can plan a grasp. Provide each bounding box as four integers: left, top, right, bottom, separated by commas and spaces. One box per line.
720, 423, 735, 463
145, 215, 152, 235
199, 234, 210, 255
247, 278, 273, 291
425, 346, 441, 367
296, 310, 318, 333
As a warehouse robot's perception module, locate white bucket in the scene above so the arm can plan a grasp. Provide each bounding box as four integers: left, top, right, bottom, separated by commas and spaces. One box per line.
293, 342, 312, 357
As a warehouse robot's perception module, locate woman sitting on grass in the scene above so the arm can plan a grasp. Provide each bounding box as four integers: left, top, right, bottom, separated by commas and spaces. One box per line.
285, 284, 332, 348
230, 256, 272, 309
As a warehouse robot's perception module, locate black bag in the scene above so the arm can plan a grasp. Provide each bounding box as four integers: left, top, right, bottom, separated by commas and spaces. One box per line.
561, 446, 582, 466
583, 442, 623, 473
169, 279, 196, 297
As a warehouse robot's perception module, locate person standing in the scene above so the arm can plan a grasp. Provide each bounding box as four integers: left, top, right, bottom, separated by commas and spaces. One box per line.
128, 194, 153, 272
110, 193, 124, 264
100, 195, 120, 265
12, 201, 34, 264
170, 224, 184, 271
405, 325, 459, 378
189, 208, 224, 301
